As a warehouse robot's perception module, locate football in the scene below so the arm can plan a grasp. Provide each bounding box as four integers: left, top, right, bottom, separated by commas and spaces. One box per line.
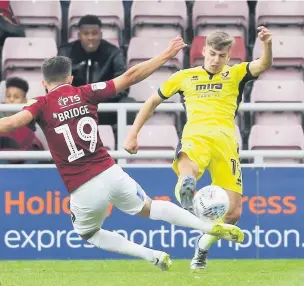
193, 185, 230, 221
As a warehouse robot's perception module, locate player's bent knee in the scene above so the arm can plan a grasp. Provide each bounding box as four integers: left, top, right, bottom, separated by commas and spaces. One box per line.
78, 228, 100, 241
136, 196, 152, 218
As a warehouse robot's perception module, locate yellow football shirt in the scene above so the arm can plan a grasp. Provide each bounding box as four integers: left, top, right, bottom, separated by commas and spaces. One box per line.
158, 62, 257, 138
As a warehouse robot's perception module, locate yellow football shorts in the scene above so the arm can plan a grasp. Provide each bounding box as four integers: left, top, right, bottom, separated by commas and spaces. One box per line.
172, 130, 243, 195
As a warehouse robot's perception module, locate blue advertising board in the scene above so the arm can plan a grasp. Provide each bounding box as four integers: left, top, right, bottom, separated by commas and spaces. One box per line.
0, 167, 303, 260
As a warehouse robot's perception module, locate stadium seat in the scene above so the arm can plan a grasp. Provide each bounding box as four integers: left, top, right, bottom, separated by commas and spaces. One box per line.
256, 69, 304, 81
0, 81, 5, 103
251, 80, 304, 103
10, 0, 62, 44
251, 80, 304, 125
2, 38, 57, 81
98, 125, 115, 151
248, 125, 304, 163
192, 0, 249, 40
252, 36, 304, 80
26, 81, 47, 100
35, 124, 49, 150
127, 37, 183, 71
131, 0, 188, 38
253, 112, 302, 126
255, 0, 304, 36
130, 73, 180, 103
190, 36, 246, 67
126, 125, 179, 164
68, 0, 124, 46
130, 73, 180, 125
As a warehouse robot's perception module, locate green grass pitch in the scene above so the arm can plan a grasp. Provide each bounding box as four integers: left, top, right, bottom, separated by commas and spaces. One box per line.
0, 260, 303, 286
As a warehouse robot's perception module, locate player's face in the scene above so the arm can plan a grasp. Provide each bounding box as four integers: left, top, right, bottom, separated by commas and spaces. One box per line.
203, 46, 231, 74
5, 87, 26, 104
78, 25, 102, 53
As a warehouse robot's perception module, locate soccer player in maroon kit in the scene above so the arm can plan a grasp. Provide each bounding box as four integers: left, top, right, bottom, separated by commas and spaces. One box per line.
0, 36, 243, 270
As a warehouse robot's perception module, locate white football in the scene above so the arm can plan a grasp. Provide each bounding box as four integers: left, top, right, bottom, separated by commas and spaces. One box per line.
193, 185, 230, 221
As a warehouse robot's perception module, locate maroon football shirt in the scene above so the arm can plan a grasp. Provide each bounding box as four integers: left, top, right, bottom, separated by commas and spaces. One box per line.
23, 81, 116, 193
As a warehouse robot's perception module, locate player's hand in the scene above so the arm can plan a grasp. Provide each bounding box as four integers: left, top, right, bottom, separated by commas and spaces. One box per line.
123, 135, 139, 154
164, 35, 187, 58
257, 26, 272, 44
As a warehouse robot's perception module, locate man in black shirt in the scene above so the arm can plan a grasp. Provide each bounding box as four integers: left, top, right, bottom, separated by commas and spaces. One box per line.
58, 15, 135, 128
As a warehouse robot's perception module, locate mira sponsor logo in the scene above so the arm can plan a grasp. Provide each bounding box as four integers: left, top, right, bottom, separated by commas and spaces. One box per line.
196, 83, 223, 91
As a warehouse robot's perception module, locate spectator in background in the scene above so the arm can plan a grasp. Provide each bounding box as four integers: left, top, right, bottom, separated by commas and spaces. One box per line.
4, 76, 28, 103
0, 1, 25, 79
58, 14, 136, 129
0, 77, 43, 158
0, 0, 25, 46
1, 77, 28, 117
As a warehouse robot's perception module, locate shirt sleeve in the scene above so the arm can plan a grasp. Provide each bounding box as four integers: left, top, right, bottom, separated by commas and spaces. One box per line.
233, 62, 259, 84
22, 97, 45, 121
158, 71, 183, 100
81, 80, 117, 105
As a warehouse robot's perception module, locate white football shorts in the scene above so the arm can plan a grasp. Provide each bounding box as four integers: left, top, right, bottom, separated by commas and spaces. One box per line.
70, 164, 147, 235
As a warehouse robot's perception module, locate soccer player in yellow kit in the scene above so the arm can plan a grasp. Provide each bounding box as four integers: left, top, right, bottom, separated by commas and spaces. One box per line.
124, 26, 272, 270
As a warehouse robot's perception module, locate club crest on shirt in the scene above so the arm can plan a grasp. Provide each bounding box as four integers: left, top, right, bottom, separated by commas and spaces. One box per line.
221, 71, 230, 80
24, 99, 37, 106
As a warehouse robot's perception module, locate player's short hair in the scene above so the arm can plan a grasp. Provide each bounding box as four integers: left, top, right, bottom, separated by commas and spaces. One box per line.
78, 15, 102, 28
6, 77, 29, 94
206, 31, 234, 51
42, 56, 72, 84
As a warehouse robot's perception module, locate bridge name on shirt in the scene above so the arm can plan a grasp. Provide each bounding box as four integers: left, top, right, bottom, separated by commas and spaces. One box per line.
196, 83, 223, 91
54, 105, 90, 122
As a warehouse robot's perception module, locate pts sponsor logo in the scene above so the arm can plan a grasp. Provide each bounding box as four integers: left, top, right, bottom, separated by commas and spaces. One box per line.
58, 95, 81, 108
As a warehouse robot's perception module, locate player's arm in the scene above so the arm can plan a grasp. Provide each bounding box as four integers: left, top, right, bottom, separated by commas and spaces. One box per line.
0, 97, 45, 133
123, 71, 182, 154
249, 26, 272, 77
0, 110, 33, 133
113, 36, 186, 94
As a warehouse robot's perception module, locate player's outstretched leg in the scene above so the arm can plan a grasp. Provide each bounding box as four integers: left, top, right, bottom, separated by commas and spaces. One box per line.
70, 167, 172, 272
140, 198, 244, 243
109, 164, 243, 243
81, 229, 172, 271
